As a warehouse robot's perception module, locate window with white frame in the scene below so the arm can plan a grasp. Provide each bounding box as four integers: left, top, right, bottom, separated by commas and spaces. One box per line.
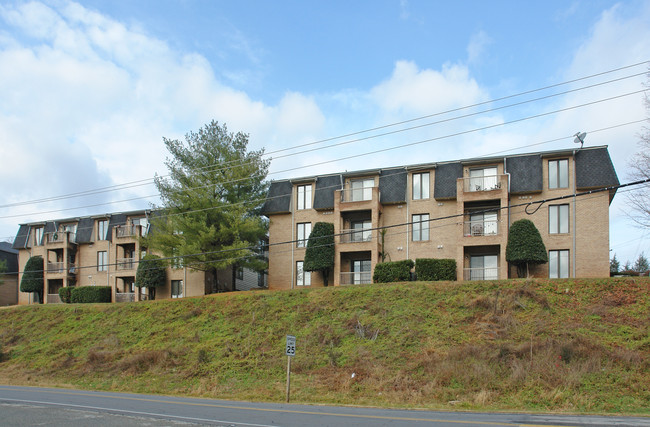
296, 222, 312, 248
296, 261, 311, 286
33, 227, 43, 246
297, 184, 312, 210
549, 250, 569, 278
351, 220, 372, 242
412, 172, 430, 200
549, 205, 569, 234
412, 214, 430, 241
350, 178, 374, 201
97, 251, 108, 272
549, 159, 569, 189
97, 220, 108, 240
469, 167, 498, 191
236, 267, 244, 280
171, 247, 183, 269
171, 280, 183, 298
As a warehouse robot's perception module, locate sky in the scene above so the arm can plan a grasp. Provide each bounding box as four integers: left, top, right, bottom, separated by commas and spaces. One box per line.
0, 0, 649, 266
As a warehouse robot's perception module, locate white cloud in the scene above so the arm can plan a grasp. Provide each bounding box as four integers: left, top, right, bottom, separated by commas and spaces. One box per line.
370, 60, 487, 116
467, 30, 492, 64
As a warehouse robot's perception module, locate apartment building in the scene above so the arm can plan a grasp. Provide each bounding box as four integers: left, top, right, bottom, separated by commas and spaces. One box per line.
12, 209, 267, 304
0, 242, 19, 306
261, 146, 619, 289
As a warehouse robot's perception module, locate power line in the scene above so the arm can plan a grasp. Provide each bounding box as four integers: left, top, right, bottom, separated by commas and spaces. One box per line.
1, 62, 647, 210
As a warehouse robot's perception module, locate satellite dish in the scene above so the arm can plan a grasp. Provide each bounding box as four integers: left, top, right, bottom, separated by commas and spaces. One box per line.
574, 132, 586, 148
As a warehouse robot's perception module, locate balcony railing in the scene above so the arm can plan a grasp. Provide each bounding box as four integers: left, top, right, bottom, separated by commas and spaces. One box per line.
463, 220, 499, 237
117, 257, 136, 270
47, 294, 62, 304
340, 271, 372, 285
47, 262, 64, 273
340, 186, 376, 203
463, 268, 499, 281
45, 231, 76, 244
116, 224, 138, 238
340, 229, 372, 243
115, 292, 135, 303
464, 175, 503, 192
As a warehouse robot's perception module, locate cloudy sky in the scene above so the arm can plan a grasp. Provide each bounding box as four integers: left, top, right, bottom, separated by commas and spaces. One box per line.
0, 0, 649, 265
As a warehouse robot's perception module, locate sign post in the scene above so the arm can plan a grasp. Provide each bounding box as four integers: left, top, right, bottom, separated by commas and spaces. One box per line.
285, 335, 296, 403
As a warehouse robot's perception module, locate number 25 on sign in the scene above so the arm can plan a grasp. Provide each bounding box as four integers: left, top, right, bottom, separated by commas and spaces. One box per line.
285, 335, 296, 357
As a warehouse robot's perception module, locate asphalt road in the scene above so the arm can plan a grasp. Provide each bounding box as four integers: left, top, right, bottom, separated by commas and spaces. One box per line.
0, 385, 648, 427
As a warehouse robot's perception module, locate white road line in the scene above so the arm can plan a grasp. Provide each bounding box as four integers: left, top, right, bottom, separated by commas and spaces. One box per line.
0, 398, 279, 427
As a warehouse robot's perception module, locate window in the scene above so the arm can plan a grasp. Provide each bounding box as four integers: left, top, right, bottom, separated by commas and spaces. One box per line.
97, 220, 108, 240
297, 184, 312, 210
351, 220, 371, 242
468, 211, 498, 236
412, 214, 430, 241
171, 247, 183, 269
412, 172, 430, 200
549, 250, 570, 278
97, 251, 108, 272
296, 261, 311, 286
352, 260, 372, 284
469, 167, 498, 191
171, 280, 183, 298
350, 178, 374, 201
549, 159, 569, 189
297, 222, 312, 248
470, 255, 498, 280
236, 267, 244, 280
33, 227, 43, 246
549, 205, 569, 234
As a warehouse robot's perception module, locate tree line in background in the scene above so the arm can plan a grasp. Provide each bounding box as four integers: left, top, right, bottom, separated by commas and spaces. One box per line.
610, 252, 649, 276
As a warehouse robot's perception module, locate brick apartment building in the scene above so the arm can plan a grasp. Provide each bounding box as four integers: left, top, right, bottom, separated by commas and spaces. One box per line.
0, 242, 19, 306
261, 146, 619, 289
12, 209, 267, 304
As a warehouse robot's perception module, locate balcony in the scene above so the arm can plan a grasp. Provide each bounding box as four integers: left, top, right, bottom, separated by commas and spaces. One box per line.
463, 267, 499, 281
340, 229, 372, 244
117, 257, 136, 271
336, 186, 380, 212
340, 271, 372, 285
115, 292, 135, 303
463, 220, 499, 237
116, 224, 140, 238
47, 262, 64, 273
47, 294, 62, 304
44, 231, 76, 248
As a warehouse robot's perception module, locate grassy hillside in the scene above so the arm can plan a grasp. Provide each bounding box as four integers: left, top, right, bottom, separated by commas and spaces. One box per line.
0, 278, 648, 414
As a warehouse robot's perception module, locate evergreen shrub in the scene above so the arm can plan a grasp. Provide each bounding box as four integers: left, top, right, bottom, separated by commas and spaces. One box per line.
373, 259, 414, 283
58, 287, 73, 303
415, 258, 457, 281
70, 286, 112, 303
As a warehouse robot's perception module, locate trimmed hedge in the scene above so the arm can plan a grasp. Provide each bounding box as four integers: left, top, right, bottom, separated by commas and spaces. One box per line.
70, 286, 112, 303
58, 287, 73, 303
415, 258, 457, 281
373, 259, 414, 283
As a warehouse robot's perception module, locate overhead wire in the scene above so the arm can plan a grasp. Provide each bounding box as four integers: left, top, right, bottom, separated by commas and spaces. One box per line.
1, 61, 647, 210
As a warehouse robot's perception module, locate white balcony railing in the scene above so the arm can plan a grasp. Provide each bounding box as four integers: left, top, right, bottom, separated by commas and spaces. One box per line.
463, 268, 499, 281
340, 271, 372, 285
116, 225, 137, 238
464, 175, 503, 192
340, 186, 376, 203
117, 257, 135, 270
45, 231, 76, 244
340, 228, 372, 243
115, 292, 135, 303
47, 294, 62, 304
463, 220, 499, 237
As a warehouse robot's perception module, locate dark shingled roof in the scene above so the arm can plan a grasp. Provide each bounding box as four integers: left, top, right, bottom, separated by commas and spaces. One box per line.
379, 168, 407, 204
12, 224, 30, 249
261, 181, 292, 215
506, 154, 543, 194
44, 221, 57, 234
434, 162, 463, 199
0, 242, 18, 273
107, 214, 126, 242
313, 175, 341, 210
575, 147, 620, 189
76, 217, 95, 243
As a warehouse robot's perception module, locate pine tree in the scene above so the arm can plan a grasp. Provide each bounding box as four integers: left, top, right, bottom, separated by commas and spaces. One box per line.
610, 253, 620, 275
144, 121, 269, 293
633, 252, 649, 273
20, 256, 44, 303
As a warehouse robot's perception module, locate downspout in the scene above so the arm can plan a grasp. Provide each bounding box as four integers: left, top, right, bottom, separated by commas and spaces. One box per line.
572, 151, 577, 278
406, 169, 410, 261
504, 157, 511, 278
290, 183, 295, 290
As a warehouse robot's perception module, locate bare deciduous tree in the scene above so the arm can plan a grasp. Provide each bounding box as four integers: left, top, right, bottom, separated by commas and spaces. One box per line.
626, 75, 650, 228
